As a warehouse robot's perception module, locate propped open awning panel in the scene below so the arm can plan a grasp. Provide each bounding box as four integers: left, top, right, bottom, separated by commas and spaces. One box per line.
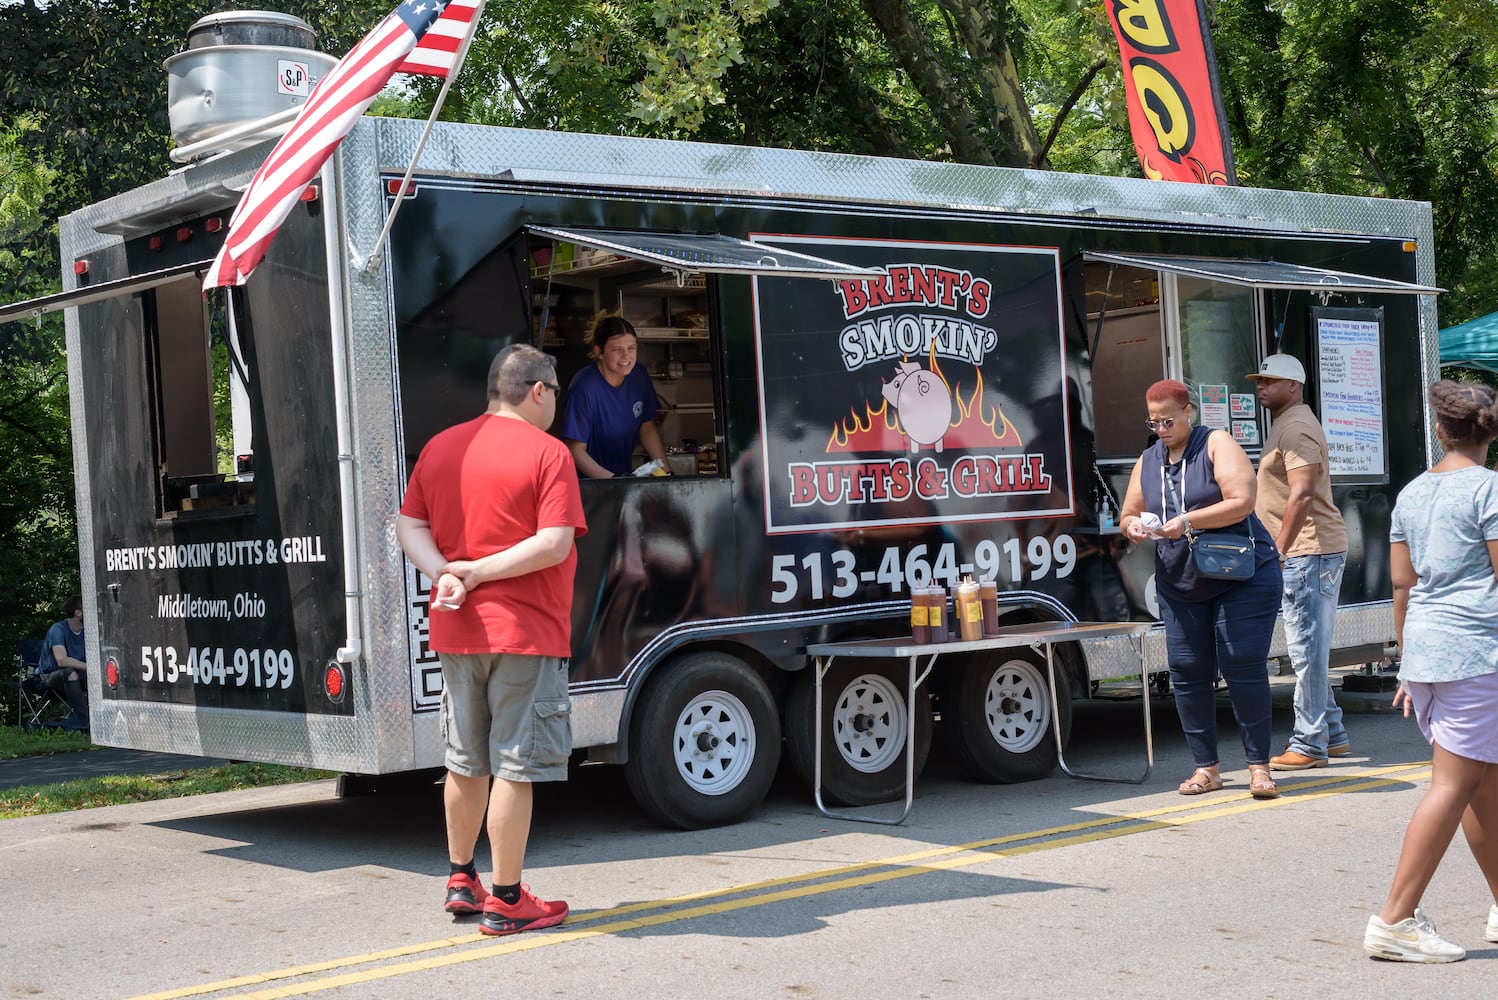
0, 259, 218, 327
1083, 251, 1442, 295
526, 226, 884, 281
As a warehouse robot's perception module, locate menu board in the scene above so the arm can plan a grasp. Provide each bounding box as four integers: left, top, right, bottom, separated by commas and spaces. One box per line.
1315, 308, 1387, 483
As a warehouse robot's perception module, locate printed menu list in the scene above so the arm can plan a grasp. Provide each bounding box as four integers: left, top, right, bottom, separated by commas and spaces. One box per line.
1317, 315, 1386, 480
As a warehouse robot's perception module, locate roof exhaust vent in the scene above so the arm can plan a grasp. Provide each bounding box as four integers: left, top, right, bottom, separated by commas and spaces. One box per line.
164, 10, 337, 157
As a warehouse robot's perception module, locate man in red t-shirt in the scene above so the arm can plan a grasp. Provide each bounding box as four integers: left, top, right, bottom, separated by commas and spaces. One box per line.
397, 343, 586, 937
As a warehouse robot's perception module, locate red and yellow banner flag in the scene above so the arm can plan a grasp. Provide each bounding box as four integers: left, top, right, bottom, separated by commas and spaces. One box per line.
1103, 0, 1236, 185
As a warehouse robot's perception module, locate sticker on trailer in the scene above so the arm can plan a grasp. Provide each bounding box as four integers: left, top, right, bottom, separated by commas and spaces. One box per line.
751, 235, 1074, 534
277, 60, 313, 97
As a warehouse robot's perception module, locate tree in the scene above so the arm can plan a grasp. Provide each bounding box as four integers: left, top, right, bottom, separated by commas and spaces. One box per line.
0, 2, 388, 654
1214, 0, 1498, 325
0, 114, 74, 653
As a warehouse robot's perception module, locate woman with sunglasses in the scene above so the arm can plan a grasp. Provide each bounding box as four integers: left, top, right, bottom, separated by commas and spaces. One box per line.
1120, 379, 1282, 798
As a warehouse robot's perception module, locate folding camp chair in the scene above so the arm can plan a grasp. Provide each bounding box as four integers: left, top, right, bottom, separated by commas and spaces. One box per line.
17, 638, 72, 731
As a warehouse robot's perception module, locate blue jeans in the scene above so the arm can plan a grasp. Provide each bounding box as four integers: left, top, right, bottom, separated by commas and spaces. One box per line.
1281, 552, 1347, 758
1159, 563, 1281, 767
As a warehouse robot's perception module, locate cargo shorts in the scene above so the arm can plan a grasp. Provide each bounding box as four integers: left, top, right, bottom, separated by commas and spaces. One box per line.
438, 652, 571, 782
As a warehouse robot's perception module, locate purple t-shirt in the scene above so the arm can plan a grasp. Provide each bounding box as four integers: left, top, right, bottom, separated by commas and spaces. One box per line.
561, 362, 658, 476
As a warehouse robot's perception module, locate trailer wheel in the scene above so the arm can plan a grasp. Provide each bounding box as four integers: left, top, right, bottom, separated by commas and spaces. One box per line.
624, 651, 781, 830
938, 648, 1070, 783
785, 661, 932, 807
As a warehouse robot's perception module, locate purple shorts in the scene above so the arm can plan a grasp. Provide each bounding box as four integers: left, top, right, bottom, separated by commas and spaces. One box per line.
1405, 673, 1498, 764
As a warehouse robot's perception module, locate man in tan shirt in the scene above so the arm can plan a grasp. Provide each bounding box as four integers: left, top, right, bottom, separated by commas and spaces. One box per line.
1248, 354, 1350, 769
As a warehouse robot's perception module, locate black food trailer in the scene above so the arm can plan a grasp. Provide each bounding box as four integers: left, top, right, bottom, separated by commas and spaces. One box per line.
1, 112, 1440, 828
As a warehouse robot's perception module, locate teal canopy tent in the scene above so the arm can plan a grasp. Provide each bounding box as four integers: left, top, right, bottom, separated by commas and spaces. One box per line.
1440, 311, 1498, 373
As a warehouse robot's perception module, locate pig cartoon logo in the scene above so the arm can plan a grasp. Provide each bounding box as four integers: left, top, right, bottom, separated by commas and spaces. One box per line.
882, 360, 952, 453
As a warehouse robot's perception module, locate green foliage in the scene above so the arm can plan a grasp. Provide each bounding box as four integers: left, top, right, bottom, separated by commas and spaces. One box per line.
1215, 0, 1498, 325
0, 2, 391, 650
0, 113, 75, 648
384, 0, 781, 136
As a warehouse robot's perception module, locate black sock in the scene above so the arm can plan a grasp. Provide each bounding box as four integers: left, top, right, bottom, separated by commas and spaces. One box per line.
450, 861, 478, 879
493, 882, 521, 905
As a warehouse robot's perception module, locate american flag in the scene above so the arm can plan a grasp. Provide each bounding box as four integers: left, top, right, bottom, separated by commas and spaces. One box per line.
204, 0, 485, 290
398, 0, 483, 77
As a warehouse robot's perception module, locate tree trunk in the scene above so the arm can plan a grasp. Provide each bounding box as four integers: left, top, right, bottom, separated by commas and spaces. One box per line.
859, 0, 996, 165
940, 0, 1040, 168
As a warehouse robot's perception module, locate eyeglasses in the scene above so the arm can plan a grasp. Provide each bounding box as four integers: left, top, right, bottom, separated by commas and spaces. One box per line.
529, 379, 561, 394
1144, 417, 1178, 432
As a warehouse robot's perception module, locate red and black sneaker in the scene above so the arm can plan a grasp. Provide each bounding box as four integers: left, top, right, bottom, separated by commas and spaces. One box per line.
478, 885, 569, 936
444, 872, 489, 914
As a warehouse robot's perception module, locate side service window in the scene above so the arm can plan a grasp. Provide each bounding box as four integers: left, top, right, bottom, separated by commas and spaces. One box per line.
1086, 263, 1264, 460
145, 279, 256, 517
529, 236, 722, 478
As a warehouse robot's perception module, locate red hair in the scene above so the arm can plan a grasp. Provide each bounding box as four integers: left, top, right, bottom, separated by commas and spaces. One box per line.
1145, 379, 1192, 408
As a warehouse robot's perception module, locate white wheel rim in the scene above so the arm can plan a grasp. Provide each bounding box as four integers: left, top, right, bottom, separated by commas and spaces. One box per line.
831, 673, 907, 773
671, 689, 757, 796
983, 658, 1050, 754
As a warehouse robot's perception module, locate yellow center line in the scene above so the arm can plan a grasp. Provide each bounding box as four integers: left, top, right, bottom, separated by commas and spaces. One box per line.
126, 761, 1432, 1000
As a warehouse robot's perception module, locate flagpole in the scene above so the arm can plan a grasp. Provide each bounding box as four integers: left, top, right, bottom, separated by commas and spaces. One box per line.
363, 0, 488, 272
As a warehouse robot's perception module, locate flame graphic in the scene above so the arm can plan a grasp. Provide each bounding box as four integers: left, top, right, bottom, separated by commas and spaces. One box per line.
946, 367, 1024, 448
826, 363, 1024, 453
1140, 151, 1230, 186
827, 397, 907, 452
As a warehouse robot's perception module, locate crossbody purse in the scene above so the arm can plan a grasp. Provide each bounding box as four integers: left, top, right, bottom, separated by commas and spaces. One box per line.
1163, 458, 1257, 581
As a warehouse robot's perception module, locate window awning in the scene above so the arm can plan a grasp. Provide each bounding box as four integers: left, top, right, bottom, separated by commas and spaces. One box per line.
526, 226, 885, 281
0, 259, 217, 327
1083, 252, 1442, 295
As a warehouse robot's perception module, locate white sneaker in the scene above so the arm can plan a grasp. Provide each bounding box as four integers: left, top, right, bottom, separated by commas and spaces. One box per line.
1487, 903, 1498, 943
1364, 907, 1466, 963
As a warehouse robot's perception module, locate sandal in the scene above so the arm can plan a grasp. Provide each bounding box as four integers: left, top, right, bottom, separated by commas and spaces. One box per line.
1248, 765, 1278, 800
1177, 767, 1223, 796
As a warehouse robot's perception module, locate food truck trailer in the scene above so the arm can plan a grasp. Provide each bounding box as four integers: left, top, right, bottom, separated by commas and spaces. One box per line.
0, 25, 1442, 828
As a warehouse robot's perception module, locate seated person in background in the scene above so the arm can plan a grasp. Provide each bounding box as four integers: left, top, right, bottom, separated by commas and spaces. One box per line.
38, 594, 89, 731
562, 314, 670, 478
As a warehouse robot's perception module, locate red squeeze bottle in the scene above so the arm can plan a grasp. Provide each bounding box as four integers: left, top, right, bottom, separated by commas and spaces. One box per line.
926, 587, 948, 643
979, 578, 1000, 636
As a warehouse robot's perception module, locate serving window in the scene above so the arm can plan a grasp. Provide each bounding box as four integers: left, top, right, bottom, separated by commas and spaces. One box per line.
528, 237, 723, 477
143, 280, 257, 516
1082, 251, 1439, 464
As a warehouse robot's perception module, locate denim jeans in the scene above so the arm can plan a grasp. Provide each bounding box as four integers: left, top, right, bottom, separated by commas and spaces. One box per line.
1281, 552, 1347, 758
1159, 562, 1281, 767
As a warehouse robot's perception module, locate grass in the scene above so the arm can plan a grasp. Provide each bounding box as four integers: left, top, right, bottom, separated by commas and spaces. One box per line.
0, 762, 337, 819
0, 724, 336, 819
0, 724, 91, 759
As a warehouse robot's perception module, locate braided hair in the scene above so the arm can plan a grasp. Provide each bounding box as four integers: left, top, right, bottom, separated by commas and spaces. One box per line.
1428, 379, 1498, 447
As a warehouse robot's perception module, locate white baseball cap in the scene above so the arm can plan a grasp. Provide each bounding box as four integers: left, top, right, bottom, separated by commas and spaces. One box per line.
1246, 353, 1305, 383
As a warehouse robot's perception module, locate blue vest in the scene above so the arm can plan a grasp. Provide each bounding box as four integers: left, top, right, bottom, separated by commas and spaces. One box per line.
1139, 425, 1277, 604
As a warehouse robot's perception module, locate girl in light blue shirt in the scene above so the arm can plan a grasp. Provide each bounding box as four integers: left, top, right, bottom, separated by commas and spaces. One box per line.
1365, 380, 1498, 963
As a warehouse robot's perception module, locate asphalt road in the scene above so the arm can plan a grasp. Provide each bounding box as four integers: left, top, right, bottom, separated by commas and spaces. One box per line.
1, 690, 1493, 1000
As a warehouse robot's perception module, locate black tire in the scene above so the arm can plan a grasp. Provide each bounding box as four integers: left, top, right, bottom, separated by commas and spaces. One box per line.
937, 647, 1070, 783
785, 659, 933, 807
624, 651, 781, 830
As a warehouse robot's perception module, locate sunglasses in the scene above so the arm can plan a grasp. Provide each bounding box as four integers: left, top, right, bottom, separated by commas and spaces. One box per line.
1144, 417, 1179, 432
529, 379, 561, 394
